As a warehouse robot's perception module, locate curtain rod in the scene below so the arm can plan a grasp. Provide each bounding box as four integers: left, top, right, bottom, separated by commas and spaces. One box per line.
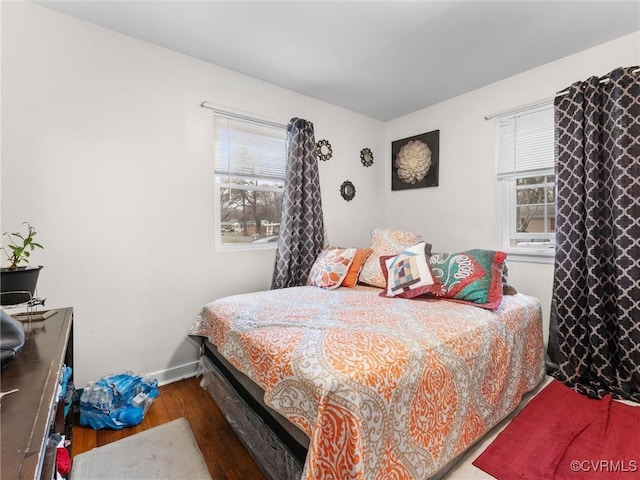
200, 101, 288, 129
485, 67, 639, 120
484, 98, 552, 120
555, 67, 639, 96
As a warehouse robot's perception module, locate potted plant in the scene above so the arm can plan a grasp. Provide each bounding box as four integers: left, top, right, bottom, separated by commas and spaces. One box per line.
1, 222, 44, 305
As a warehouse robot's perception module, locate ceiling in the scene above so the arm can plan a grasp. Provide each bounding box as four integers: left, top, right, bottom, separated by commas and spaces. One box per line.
35, 1, 640, 121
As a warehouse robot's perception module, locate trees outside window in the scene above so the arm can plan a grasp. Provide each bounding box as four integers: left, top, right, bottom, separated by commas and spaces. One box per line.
213, 113, 287, 249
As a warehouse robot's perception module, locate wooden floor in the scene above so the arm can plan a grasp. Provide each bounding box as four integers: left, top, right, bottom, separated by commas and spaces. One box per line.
71, 376, 559, 480
72, 376, 266, 480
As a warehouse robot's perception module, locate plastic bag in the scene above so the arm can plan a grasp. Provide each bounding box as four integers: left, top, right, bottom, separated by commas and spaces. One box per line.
79, 371, 159, 430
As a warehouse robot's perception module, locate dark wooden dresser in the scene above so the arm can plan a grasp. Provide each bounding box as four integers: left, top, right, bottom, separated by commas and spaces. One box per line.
1, 307, 74, 480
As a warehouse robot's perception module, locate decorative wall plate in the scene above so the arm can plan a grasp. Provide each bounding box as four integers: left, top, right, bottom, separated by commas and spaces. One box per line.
340, 180, 356, 201
317, 139, 333, 161
360, 148, 374, 167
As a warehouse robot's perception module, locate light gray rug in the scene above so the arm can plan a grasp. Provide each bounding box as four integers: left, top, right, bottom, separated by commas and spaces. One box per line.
71, 418, 212, 480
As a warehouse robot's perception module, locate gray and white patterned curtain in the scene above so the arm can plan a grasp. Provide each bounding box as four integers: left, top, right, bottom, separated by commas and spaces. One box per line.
271, 118, 325, 289
550, 66, 640, 402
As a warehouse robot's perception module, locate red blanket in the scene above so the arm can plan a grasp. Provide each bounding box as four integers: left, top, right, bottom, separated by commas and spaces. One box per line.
473, 380, 640, 480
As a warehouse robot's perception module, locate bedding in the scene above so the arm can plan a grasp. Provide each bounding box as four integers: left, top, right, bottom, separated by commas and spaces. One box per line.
190, 284, 544, 479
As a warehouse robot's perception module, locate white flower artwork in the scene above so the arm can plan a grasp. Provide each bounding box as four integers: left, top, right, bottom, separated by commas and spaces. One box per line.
391, 130, 439, 190
395, 140, 432, 184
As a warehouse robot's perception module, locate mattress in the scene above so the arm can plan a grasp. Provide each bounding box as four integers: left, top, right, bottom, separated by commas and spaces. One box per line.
190, 285, 545, 479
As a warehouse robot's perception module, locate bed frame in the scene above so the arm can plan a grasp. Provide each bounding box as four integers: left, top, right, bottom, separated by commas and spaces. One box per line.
200, 339, 306, 480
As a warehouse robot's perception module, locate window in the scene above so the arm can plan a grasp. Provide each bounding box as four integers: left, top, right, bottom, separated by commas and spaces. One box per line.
213, 111, 287, 249
496, 102, 555, 261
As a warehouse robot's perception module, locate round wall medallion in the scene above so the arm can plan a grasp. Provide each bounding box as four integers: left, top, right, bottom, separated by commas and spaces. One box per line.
360, 148, 374, 167
316, 139, 333, 161
340, 180, 356, 201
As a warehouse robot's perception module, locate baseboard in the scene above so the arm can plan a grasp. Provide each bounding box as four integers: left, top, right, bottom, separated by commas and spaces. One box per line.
148, 360, 200, 386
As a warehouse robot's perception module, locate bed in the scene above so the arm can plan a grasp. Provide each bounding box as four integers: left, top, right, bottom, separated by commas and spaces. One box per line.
189, 282, 545, 480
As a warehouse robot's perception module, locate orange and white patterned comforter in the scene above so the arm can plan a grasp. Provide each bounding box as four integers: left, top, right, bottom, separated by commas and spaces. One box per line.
190, 286, 545, 480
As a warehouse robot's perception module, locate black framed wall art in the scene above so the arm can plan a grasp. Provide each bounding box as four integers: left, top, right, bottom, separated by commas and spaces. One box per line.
391, 130, 439, 190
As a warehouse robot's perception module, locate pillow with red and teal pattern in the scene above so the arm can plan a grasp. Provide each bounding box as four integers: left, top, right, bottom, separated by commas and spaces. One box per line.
307, 247, 357, 289
428, 249, 507, 309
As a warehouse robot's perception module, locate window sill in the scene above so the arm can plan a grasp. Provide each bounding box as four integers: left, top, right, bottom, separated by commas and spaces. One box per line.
504, 248, 554, 265
215, 242, 278, 253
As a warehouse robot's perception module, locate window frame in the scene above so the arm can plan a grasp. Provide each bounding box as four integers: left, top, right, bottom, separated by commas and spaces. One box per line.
495, 102, 556, 263
212, 110, 287, 252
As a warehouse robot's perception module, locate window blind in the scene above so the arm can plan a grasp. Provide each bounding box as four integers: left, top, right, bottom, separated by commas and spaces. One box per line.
496, 102, 554, 177
214, 114, 287, 181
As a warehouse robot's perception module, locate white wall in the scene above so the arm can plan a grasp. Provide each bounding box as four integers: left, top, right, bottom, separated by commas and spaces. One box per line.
1, 2, 384, 386
384, 31, 640, 344
3, 2, 638, 386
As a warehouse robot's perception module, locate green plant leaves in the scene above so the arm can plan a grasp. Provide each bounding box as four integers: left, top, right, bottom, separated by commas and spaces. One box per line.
1, 222, 44, 270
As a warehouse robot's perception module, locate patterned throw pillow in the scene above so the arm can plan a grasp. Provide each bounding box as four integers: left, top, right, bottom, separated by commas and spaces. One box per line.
341, 248, 374, 288
379, 242, 439, 298
359, 228, 425, 288
307, 247, 358, 289
428, 249, 507, 309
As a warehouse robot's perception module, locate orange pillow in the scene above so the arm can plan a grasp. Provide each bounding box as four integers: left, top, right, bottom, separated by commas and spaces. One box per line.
341, 248, 373, 288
